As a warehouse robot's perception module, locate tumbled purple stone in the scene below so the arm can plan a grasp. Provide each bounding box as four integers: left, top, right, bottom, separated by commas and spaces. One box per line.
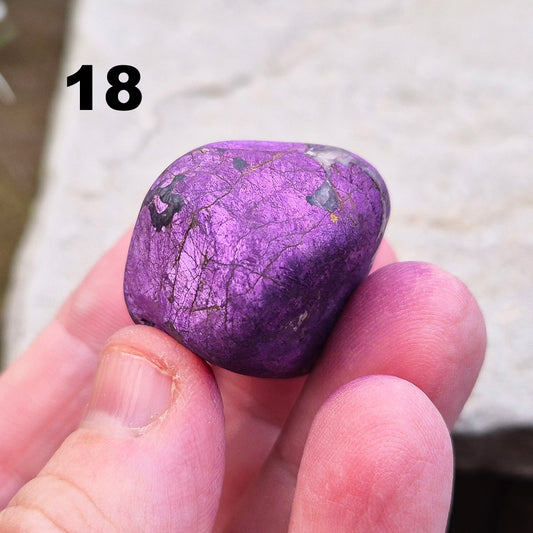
124, 141, 390, 378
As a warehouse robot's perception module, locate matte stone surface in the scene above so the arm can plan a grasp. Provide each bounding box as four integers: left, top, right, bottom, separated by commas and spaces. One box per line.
124, 142, 389, 377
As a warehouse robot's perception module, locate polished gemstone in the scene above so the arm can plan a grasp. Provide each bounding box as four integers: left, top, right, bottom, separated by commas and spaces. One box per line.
124, 141, 390, 377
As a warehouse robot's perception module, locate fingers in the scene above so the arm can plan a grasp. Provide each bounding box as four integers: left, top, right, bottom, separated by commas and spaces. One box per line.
55, 228, 134, 352
212, 238, 397, 529
0, 230, 133, 507
370, 237, 397, 273
289, 376, 453, 532
230, 261, 486, 531
212, 370, 307, 530
0, 325, 225, 532
310, 261, 486, 428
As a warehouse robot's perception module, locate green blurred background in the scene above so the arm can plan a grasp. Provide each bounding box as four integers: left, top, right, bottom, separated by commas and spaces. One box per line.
0, 0, 69, 338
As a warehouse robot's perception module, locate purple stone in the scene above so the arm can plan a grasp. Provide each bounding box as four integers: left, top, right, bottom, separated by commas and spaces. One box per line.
124, 141, 390, 377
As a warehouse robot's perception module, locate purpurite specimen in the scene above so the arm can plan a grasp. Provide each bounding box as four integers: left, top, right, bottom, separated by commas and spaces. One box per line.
124, 141, 390, 377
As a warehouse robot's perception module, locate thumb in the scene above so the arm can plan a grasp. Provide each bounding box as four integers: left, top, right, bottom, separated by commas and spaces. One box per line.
0, 325, 225, 532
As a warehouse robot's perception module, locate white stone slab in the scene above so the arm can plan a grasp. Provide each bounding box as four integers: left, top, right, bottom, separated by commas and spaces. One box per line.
3, 0, 533, 470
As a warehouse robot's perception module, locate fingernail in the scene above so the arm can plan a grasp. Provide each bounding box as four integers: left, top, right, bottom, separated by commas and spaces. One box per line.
85, 350, 172, 429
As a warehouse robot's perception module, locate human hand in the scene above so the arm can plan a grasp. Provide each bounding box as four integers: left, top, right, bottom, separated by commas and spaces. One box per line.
0, 231, 486, 532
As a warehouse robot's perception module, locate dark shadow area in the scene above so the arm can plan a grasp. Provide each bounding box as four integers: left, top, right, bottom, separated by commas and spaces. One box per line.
454, 428, 533, 475
449, 429, 533, 531
450, 469, 533, 532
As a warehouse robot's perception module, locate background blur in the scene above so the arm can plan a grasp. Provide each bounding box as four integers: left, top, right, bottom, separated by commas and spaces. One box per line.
1, 1, 532, 530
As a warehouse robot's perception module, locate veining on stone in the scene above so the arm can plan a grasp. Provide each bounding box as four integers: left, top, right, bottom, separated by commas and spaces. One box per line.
124, 141, 390, 378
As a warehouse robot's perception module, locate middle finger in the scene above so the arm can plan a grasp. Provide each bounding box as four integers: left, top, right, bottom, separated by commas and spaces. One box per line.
228, 261, 486, 532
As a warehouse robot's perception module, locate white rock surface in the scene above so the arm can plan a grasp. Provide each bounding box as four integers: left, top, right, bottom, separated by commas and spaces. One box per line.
3, 0, 532, 470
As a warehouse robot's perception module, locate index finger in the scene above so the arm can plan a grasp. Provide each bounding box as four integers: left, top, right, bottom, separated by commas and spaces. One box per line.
0, 229, 133, 507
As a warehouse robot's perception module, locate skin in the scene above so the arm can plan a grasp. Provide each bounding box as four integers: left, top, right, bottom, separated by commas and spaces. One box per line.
0, 232, 486, 532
